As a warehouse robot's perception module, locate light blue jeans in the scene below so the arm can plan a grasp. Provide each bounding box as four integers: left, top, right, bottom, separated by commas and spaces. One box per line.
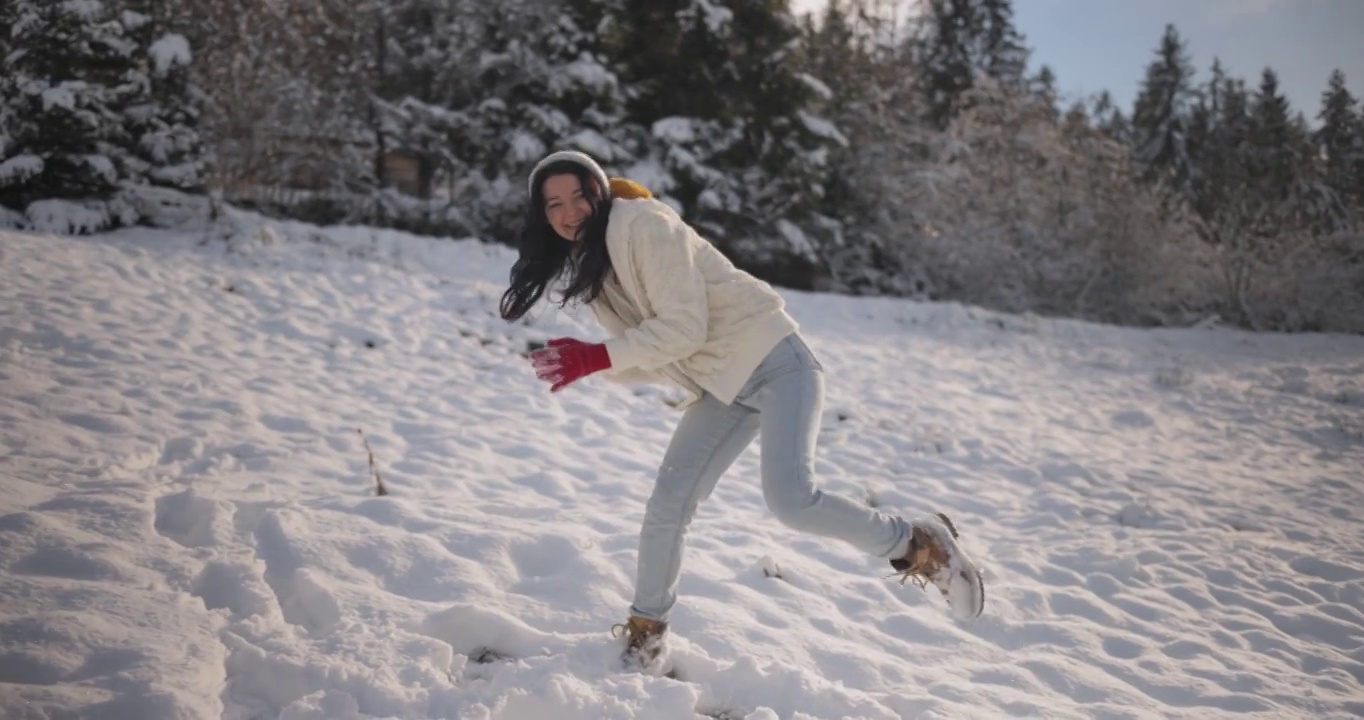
630, 333, 910, 622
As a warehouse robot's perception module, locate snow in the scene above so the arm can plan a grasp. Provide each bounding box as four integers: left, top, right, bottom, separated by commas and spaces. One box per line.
148, 33, 192, 76
558, 130, 617, 164
2, 207, 1363, 720
21, 197, 132, 235
0, 204, 23, 230
797, 111, 848, 147
41, 82, 83, 112
508, 131, 546, 164
684, 0, 734, 36
653, 117, 698, 144
149, 161, 204, 189
63, 0, 105, 21
550, 56, 616, 97
0, 155, 44, 186
120, 10, 150, 31
85, 153, 117, 183
796, 73, 833, 102
775, 218, 816, 261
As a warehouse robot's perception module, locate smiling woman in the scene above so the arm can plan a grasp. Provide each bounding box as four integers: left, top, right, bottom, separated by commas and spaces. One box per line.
499, 149, 986, 672
542, 174, 594, 242
498, 152, 616, 323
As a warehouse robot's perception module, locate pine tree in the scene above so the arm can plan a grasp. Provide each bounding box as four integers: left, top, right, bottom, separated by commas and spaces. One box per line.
1130, 23, 1197, 201
488, 0, 638, 234
978, 0, 1028, 88
0, 4, 15, 201
1186, 60, 1226, 225
0, 0, 143, 226
1240, 67, 1337, 236
1207, 74, 1253, 231
609, 0, 837, 264
1029, 64, 1058, 118
1090, 90, 1130, 144
1356, 110, 1364, 212
1247, 68, 1297, 205
1315, 69, 1361, 211
1060, 100, 1088, 135
117, 1, 208, 191
366, 0, 643, 238
795, 0, 909, 292
918, 0, 977, 129
726, 0, 838, 226
917, 0, 1030, 128
1188, 60, 1227, 163
796, 0, 865, 197
367, 0, 471, 199
1217, 76, 1253, 170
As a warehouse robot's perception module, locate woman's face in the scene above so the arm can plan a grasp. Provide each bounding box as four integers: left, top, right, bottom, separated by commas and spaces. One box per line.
542, 173, 594, 242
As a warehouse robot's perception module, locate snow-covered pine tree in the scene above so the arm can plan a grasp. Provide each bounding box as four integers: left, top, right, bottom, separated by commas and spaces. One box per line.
1246, 69, 1296, 211
1316, 69, 1361, 215
1287, 108, 1348, 235
1241, 68, 1340, 238
1185, 65, 1359, 332
0, 5, 15, 227
1356, 112, 1364, 215
367, 0, 477, 206
1028, 64, 1059, 119
978, 0, 1027, 89
794, 0, 915, 294
1186, 59, 1228, 229
0, 0, 147, 232
1090, 90, 1130, 145
1304, 71, 1364, 332
1209, 74, 1252, 228
917, 0, 977, 129
1193, 72, 1260, 316
413, 0, 639, 240
915, 0, 1029, 129
717, 0, 841, 253
547, 0, 642, 166
608, 0, 839, 284
608, 0, 747, 226
115, 0, 208, 192
1130, 23, 1197, 205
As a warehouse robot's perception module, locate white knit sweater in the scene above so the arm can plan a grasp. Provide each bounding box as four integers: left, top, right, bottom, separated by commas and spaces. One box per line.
588, 197, 798, 408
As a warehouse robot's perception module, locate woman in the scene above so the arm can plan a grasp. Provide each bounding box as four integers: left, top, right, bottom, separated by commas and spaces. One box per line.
500, 150, 985, 667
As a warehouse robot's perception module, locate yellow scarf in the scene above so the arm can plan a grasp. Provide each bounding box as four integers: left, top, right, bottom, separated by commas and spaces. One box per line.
609, 177, 653, 200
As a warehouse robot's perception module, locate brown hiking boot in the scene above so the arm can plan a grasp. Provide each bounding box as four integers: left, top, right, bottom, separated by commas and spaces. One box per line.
889, 513, 985, 619
611, 615, 668, 668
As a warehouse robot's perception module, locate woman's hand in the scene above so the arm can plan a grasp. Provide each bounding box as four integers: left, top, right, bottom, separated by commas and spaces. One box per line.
529, 338, 612, 392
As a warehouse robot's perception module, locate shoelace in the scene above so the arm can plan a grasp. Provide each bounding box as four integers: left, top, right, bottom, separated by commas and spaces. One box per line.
888, 557, 938, 589
610, 620, 665, 647
887, 514, 958, 589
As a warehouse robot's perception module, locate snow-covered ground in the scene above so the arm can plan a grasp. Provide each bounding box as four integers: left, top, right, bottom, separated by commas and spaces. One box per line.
2, 209, 1362, 720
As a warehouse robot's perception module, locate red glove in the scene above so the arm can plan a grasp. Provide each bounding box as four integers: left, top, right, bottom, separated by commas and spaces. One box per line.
529, 337, 612, 392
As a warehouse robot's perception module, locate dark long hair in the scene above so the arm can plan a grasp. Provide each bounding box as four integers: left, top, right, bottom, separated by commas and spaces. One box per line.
499, 161, 614, 321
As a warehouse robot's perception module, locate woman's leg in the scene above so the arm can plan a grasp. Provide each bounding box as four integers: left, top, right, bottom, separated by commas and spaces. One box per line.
744, 338, 909, 558
630, 393, 760, 622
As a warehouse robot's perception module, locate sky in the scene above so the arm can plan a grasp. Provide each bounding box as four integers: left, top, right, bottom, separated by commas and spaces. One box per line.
791, 0, 1364, 122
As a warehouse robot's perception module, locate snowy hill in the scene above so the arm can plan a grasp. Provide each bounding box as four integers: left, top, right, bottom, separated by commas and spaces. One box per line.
2, 211, 1363, 720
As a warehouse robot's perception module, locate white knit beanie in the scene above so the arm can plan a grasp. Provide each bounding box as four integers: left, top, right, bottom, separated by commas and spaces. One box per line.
527, 150, 611, 197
